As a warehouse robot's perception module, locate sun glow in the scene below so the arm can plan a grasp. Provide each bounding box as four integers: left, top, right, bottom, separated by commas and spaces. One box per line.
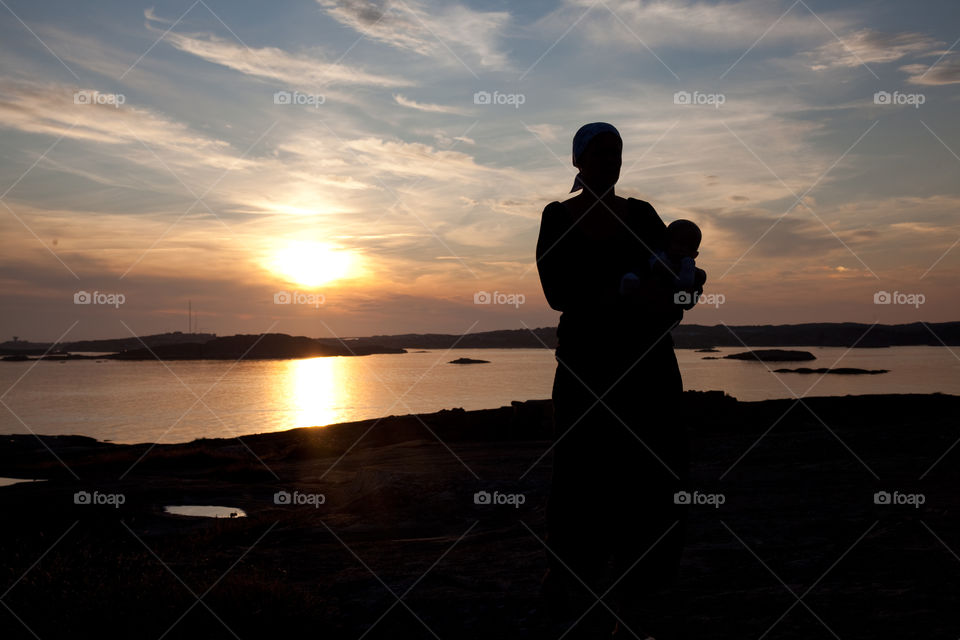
268, 241, 358, 288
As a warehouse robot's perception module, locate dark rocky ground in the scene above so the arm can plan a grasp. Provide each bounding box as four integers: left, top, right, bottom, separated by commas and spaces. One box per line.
1, 392, 958, 639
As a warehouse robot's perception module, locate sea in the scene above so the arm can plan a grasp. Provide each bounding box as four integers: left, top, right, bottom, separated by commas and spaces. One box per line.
0, 346, 957, 444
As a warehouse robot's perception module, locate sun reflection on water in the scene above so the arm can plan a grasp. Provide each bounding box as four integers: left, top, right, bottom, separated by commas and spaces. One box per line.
286, 356, 347, 428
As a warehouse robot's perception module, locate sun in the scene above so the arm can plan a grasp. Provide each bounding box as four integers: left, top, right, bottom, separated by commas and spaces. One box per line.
268, 241, 357, 288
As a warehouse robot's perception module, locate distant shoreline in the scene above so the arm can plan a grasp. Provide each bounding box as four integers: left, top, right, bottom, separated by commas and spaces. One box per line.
3, 321, 958, 357
0, 342, 952, 363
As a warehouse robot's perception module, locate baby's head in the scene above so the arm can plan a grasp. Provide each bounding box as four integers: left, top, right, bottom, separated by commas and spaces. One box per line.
665, 219, 701, 260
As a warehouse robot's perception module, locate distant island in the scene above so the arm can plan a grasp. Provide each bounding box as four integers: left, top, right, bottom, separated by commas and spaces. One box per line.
774, 367, 889, 375
108, 334, 405, 360
2, 321, 958, 358
449, 357, 490, 364
724, 349, 817, 362
0, 331, 218, 355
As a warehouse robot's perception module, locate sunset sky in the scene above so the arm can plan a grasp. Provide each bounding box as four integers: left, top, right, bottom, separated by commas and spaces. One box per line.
1, 0, 959, 342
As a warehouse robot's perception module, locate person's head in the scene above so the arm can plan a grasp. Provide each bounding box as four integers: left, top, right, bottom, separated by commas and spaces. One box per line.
665, 219, 702, 259
570, 122, 622, 195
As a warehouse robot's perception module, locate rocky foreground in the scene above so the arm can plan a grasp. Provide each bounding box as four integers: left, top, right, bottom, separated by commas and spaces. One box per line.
1, 392, 958, 639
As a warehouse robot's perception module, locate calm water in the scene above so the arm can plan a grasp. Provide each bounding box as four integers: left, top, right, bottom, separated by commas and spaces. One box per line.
1, 346, 957, 444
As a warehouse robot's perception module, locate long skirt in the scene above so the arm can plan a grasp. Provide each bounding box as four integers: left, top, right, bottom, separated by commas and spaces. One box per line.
545, 338, 690, 608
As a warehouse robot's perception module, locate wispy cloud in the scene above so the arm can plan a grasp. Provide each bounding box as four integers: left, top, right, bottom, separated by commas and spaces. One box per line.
806, 29, 940, 70
524, 123, 563, 142
902, 58, 960, 85
540, 0, 837, 50
150, 13, 412, 88
393, 93, 466, 114
0, 79, 244, 170
339, 135, 502, 181
316, 0, 511, 70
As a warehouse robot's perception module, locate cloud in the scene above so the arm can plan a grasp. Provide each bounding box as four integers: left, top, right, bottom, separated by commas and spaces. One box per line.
902, 58, 960, 85
429, 131, 475, 147
541, 0, 839, 51
340, 136, 501, 182
444, 220, 516, 248
524, 123, 564, 142
689, 207, 883, 285
393, 93, 466, 114
0, 79, 245, 170
149, 13, 411, 88
316, 0, 511, 70
693, 194, 960, 277
805, 29, 940, 70
143, 7, 172, 25
34, 27, 152, 80
0, 75, 527, 253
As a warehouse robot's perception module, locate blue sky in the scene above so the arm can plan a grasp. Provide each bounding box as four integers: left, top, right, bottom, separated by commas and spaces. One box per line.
1, 0, 959, 340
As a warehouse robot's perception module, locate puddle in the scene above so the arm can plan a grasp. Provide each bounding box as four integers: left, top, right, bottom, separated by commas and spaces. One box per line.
0, 477, 45, 487
164, 505, 246, 518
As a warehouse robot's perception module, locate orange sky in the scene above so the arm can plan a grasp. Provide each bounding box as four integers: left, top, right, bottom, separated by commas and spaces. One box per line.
1, 0, 959, 340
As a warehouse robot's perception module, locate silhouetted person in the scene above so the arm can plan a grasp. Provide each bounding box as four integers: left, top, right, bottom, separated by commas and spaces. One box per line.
536, 122, 700, 638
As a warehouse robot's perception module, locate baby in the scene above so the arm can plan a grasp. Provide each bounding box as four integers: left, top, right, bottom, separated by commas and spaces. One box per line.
618, 218, 707, 311
649, 219, 707, 310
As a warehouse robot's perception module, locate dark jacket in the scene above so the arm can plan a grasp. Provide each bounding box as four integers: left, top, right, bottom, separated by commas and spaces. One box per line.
536, 197, 681, 368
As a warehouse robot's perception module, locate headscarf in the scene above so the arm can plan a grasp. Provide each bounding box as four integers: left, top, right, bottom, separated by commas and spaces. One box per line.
569, 122, 621, 193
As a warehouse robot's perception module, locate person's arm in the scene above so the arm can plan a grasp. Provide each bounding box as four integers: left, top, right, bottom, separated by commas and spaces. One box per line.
536, 202, 621, 312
